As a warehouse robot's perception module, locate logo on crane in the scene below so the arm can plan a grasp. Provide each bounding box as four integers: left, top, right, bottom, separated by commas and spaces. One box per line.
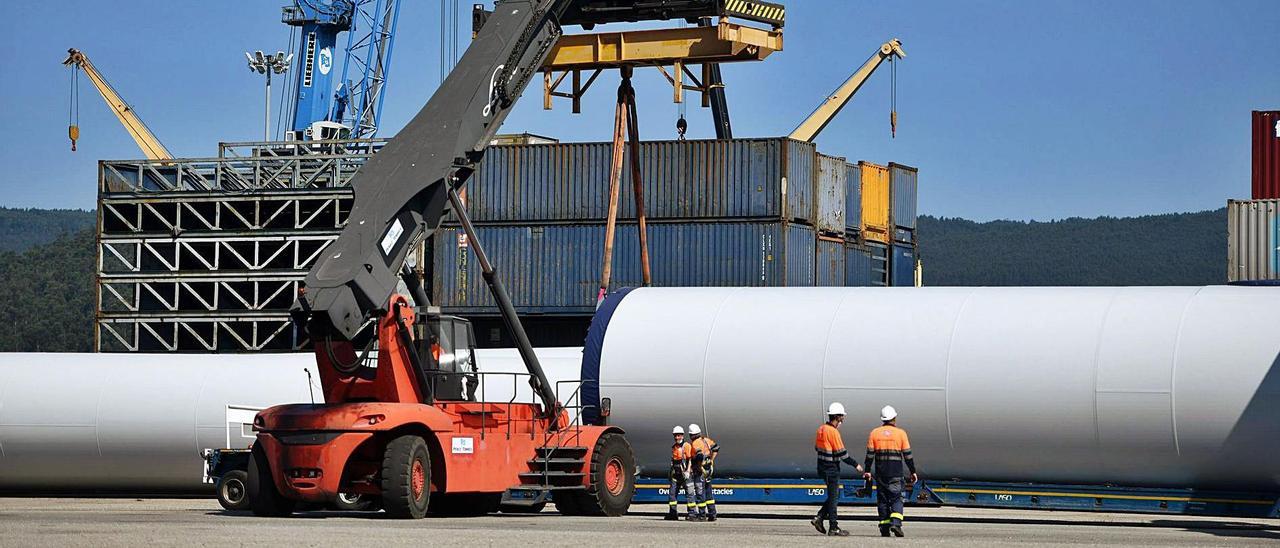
318, 47, 333, 76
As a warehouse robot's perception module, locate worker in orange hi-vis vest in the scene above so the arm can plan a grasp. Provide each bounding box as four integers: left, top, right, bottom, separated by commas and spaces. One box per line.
863, 405, 918, 538
665, 425, 697, 521
689, 424, 720, 521
810, 402, 864, 537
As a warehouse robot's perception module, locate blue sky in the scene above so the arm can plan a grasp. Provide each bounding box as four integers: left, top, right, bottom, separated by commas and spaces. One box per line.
1, 0, 1276, 220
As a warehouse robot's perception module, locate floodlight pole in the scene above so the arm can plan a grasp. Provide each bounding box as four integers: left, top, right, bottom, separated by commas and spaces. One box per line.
263, 69, 272, 142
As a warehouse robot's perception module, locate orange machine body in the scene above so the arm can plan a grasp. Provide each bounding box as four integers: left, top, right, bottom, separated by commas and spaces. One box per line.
254, 295, 617, 504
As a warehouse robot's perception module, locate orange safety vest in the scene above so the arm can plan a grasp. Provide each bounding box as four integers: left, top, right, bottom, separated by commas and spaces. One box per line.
865, 425, 913, 478
815, 423, 848, 464
671, 441, 692, 466
692, 436, 718, 467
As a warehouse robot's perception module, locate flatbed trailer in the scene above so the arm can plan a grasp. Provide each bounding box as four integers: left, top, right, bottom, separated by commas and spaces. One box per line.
633, 477, 1280, 518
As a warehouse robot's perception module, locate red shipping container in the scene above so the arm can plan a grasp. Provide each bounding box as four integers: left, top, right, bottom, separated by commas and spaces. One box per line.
1254, 111, 1280, 200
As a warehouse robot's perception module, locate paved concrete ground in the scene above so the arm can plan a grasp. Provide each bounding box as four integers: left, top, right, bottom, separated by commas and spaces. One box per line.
0, 499, 1275, 547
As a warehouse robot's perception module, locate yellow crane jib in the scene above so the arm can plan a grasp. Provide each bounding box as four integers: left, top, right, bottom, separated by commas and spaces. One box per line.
62, 48, 173, 160
787, 38, 905, 143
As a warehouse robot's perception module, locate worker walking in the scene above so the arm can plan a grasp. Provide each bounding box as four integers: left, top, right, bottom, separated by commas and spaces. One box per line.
666, 425, 697, 521
811, 402, 864, 537
689, 423, 720, 521
863, 405, 918, 538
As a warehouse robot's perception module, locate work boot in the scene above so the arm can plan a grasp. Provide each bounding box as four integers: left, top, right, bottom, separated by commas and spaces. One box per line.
890, 525, 905, 537
810, 516, 827, 535
827, 527, 850, 537
664, 511, 678, 521
880, 525, 890, 537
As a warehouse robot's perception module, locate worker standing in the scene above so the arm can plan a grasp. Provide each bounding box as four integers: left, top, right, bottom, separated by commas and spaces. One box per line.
863, 405, 917, 538
666, 425, 697, 521
689, 423, 720, 521
811, 402, 863, 537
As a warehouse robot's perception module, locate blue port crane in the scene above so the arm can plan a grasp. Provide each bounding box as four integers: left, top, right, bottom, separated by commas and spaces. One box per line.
281, 0, 400, 140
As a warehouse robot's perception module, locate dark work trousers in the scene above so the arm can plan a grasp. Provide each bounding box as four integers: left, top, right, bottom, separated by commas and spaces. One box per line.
875, 477, 905, 528
667, 473, 681, 514
701, 466, 717, 518
690, 470, 707, 517
815, 468, 841, 530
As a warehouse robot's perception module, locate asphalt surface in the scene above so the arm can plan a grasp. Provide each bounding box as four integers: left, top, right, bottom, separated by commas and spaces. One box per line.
0, 499, 1276, 547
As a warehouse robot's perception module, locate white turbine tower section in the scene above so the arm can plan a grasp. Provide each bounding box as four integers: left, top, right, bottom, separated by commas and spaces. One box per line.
0, 348, 583, 492
590, 286, 1280, 490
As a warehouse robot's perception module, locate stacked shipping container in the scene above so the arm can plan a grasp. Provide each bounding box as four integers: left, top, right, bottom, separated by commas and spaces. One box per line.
1253, 111, 1279, 200
433, 137, 920, 323
1227, 199, 1279, 282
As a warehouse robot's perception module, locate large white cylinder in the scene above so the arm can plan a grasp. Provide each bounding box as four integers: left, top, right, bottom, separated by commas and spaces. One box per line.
0, 348, 583, 492
584, 286, 1280, 490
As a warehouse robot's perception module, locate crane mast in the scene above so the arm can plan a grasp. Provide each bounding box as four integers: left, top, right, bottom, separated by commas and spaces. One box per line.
62, 49, 173, 160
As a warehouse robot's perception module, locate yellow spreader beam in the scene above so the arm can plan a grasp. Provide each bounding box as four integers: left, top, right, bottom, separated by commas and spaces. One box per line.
542, 21, 782, 71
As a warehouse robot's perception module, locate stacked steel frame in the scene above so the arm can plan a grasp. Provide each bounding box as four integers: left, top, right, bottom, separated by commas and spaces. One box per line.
95, 139, 385, 352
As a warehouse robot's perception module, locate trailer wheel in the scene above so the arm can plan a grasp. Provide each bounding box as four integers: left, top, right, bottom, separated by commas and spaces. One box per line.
247, 444, 296, 517
216, 469, 250, 511
565, 432, 635, 517
381, 435, 431, 518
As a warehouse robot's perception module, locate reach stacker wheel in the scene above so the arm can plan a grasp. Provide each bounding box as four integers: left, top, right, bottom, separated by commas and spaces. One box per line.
381, 435, 432, 519
556, 432, 636, 516
248, 444, 296, 517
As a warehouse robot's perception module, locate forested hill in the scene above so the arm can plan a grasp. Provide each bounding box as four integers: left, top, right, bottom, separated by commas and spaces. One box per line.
917, 208, 1226, 286
0, 207, 95, 252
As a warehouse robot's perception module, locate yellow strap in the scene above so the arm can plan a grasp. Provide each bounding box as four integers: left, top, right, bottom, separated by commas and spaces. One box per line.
890, 512, 904, 520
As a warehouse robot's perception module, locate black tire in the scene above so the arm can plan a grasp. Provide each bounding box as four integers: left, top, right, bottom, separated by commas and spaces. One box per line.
429, 493, 501, 516
217, 469, 250, 511
566, 432, 636, 517
500, 501, 546, 514
381, 435, 431, 519
247, 444, 296, 517
333, 492, 375, 511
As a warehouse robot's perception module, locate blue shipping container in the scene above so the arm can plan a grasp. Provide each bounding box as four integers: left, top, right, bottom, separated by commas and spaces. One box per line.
461, 138, 819, 224
889, 162, 918, 231
890, 243, 916, 287
845, 162, 862, 233
816, 237, 846, 286
867, 242, 889, 287
845, 243, 873, 286
815, 153, 847, 234
432, 221, 816, 314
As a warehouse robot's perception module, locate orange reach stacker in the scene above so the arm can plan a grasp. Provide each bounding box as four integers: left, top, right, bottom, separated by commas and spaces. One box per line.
247, 0, 786, 519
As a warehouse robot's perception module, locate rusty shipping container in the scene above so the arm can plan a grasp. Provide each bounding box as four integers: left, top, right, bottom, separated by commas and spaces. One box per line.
1254, 111, 1280, 200
461, 138, 818, 223
1227, 199, 1279, 282
889, 162, 919, 243
845, 162, 861, 233
432, 221, 817, 314
859, 161, 891, 243
844, 242, 873, 286
815, 154, 847, 234
815, 236, 846, 286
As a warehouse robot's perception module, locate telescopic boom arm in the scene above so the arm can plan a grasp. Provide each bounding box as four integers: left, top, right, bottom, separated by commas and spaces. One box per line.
294, 0, 770, 417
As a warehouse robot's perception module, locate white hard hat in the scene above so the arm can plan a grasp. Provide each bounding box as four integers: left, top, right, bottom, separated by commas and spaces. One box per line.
827, 402, 846, 416
672, 425, 685, 435
880, 405, 898, 421
688, 423, 702, 435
